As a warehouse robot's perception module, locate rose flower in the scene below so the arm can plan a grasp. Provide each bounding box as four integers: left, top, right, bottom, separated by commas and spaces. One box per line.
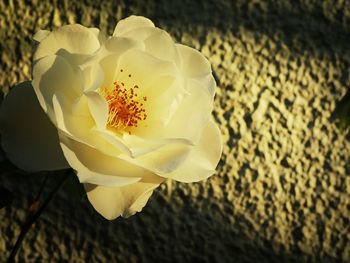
0, 16, 222, 219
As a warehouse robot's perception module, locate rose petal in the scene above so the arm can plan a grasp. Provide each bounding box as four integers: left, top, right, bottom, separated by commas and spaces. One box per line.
59, 134, 157, 187
96, 37, 145, 87
176, 44, 216, 97
52, 93, 130, 157
113, 15, 154, 37
34, 24, 101, 64
33, 30, 50, 42
88, 27, 106, 46
80, 63, 104, 92
117, 48, 177, 92
52, 93, 93, 139
119, 142, 191, 175
84, 90, 108, 130
121, 133, 193, 157
136, 77, 213, 143
161, 78, 213, 142
121, 27, 180, 64
85, 176, 163, 219
160, 119, 222, 182
0, 81, 69, 171
144, 29, 180, 63
32, 54, 82, 123
176, 43, 211, 78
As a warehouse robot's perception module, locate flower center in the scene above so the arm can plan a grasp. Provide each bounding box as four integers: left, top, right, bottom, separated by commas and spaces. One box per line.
99, 75, 147, 133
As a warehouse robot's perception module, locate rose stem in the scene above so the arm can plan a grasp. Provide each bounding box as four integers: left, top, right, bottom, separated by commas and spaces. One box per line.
34, 173, 49, 202
7, 169, 72, 263
22, 173, 49, 219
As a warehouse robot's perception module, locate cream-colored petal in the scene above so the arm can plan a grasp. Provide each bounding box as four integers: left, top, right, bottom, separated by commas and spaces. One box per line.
161, 119, 222, 183
84, 90, 108, 129
33, 29, 50, 42
121, 27, 180, 64
32, 55, 82, 123
52, 93, 93, 141
161, 78, 213, 142
144, 28, 179, 63
0, 81, 69, 172
52, 93, 129, 157
92, 128, 132, 156
90, 128, 193, 176
34, 24, 100, 64
85, 176, 163, 219
137, 77, 212, 143
80, 59, 104, 92
103, 36, 144, 54
176, 43, 211, 78
129, 76, 185, 139
79, 37, 144, 89
89, 27, 106, 45
121, 133, 192, 157
176, 44, 216, 97
119, 143, 191, 175
116, 48, 177, 98
113, 15, 154, 37
59, 133, 157, 187
98, 38, 144, 87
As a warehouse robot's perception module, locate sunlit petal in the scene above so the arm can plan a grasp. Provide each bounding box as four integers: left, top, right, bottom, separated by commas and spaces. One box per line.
32, 55, 82, 123
59, 134, 159, 187
34, 24, 101, 64
85, 175, 163, 219
161, 119, 222, 182
113, 15, 154, 37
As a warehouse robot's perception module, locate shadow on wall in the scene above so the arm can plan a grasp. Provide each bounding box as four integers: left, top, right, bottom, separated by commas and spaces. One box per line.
0, 169, 343, 263
127, 0, 350, 56
19, 0, 350, 58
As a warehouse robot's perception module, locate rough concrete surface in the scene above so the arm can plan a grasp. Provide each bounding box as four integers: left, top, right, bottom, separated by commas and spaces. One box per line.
1, 0, 350, 262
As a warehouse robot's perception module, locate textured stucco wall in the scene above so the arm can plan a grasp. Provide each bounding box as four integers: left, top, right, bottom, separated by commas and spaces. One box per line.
1, 0, 350, 262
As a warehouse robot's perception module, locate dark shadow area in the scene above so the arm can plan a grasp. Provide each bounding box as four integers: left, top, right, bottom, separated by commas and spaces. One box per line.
0, 169, 343, 263
124, 0, 350, 58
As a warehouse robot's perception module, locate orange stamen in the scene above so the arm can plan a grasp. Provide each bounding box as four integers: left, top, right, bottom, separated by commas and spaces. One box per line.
100, 81, 147, 132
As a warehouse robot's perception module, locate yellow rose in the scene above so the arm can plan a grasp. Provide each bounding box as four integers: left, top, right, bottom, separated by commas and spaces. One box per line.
0, 16, 222, 219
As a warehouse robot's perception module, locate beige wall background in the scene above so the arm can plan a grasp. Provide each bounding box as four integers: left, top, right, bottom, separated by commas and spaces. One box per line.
1, 0, 350, 262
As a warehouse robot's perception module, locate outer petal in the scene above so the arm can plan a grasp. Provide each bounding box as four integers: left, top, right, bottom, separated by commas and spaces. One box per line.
34, 24, 101, 64
113, 15, 154, 37
59, 133, 160, 187
176, 44, 216, 98
135, 77, 213, 143
85, 176, 163, 219
52, 93, 131, 157
32, 55, 82, 123
119, 142, 191, 175
176, 44, 211, 78
88, 27, 107, 46
121, 27, 180, 64
160, 78, 213, 142
0, 81, 69, 171
33, 30, 50, 42
161, 119, 222, 182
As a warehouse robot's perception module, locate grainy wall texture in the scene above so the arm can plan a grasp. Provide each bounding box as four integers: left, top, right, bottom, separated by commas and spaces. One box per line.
1, 0, 350, 262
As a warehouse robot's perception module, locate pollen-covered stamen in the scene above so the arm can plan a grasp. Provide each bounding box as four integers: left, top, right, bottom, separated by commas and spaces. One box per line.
100, 80, 147, 132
